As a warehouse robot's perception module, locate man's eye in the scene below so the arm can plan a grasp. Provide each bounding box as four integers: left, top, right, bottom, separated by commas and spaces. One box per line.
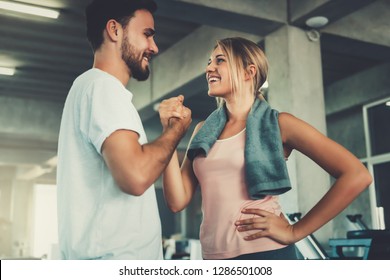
144, 29, 155, 37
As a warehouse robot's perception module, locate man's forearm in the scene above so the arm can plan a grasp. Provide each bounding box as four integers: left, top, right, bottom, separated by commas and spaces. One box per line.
135, 120, 188, 191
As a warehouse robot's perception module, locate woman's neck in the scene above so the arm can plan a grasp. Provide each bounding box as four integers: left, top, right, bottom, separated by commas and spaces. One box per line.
225, 95, 255, 122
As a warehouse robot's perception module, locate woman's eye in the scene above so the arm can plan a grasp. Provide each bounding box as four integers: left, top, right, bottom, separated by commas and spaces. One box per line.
207, 57, 225, 66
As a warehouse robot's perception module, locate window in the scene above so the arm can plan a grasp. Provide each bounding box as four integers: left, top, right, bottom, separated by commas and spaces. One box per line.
363, 97, 390, 229
367, 102, 390, 155
30, 184, 58, 259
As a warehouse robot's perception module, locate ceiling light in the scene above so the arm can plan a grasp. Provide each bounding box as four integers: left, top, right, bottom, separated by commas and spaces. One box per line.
0, 66, 15, 76
0, 1, 59, 19
305, 16, 329, 28
386, 101, 390, 107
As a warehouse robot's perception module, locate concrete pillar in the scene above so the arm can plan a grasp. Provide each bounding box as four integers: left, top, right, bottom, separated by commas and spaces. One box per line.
265, 26, 331, 245
10, 180, 34, 258
0, 167, 16, 256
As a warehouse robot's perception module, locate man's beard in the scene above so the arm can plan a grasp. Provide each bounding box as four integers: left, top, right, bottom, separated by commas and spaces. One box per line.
121, 38, 150, 81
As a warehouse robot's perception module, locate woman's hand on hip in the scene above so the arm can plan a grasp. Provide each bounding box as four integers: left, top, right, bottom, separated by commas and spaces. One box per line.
235, 208, 297, 245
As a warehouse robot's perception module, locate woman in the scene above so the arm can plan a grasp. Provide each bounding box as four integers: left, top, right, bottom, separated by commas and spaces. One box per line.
160, 37, 372, 260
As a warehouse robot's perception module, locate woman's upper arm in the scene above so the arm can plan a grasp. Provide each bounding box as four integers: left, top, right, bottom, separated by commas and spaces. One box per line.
278, 112, 364, 179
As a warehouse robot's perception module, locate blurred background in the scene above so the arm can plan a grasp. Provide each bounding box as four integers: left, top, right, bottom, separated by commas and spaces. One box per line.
0, 0, 389, 259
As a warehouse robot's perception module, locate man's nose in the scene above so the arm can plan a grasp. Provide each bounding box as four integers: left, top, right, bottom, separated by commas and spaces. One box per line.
150, 38, 159, 55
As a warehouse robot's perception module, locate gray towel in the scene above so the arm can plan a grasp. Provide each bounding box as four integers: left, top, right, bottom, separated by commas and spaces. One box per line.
187, 98, 291, 199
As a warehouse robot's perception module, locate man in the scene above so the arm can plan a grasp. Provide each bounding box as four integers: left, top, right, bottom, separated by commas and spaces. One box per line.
56, 0, 191, 260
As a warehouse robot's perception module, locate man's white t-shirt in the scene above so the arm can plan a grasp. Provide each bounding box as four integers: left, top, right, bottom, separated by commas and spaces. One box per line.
57, 68, 163, 260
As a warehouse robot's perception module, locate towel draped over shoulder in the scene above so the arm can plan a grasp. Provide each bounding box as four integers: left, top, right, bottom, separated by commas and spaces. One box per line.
187, 98, 291, 199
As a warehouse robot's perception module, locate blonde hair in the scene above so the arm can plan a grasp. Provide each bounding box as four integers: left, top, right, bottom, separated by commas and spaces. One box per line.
214, 37, 268, 107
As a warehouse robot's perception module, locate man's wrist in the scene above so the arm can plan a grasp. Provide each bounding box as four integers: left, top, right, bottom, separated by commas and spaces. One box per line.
168, 118, 185, 136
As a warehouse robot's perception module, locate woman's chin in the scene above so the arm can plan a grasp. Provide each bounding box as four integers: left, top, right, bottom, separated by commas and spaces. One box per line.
208, 91, 220, 97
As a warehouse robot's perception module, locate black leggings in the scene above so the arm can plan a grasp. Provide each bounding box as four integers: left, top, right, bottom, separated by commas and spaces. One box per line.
225, 245, 301, 260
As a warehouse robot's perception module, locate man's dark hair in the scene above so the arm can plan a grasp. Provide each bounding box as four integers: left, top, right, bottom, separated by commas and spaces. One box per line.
86, 0, 157, 52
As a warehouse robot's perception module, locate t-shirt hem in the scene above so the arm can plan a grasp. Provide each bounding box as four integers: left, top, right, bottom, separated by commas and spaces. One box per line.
94, 125, 141, 154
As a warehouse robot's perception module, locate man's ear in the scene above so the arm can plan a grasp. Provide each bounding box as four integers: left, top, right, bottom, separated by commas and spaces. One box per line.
244, 64, 257, 80
106, 19, 120, 41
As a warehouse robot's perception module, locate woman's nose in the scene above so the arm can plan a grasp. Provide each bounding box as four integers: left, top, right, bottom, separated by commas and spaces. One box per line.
206, 62, 215, 73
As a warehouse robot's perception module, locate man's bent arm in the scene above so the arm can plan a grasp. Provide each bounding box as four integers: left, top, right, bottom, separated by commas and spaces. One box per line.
102, 118, 190, 196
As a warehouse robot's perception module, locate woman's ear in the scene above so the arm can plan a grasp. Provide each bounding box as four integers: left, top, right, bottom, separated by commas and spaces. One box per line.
244, 64, 257, 80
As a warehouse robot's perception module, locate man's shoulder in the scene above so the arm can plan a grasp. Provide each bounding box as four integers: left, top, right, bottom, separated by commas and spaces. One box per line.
72, 69, 125, 93
75, 68, 110, 84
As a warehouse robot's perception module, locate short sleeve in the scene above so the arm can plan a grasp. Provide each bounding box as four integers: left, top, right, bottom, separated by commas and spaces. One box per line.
79, 78, 141, 154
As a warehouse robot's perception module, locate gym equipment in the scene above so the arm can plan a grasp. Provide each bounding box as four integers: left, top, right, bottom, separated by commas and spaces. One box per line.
329, 214, 390, 259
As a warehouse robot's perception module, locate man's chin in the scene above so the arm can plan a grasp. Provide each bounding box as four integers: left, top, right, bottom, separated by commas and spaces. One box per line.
130, 64, 149, 81
133, 71, 150, 81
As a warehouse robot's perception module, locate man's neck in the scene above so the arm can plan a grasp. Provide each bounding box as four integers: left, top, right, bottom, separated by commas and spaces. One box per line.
93, 52, 131, 86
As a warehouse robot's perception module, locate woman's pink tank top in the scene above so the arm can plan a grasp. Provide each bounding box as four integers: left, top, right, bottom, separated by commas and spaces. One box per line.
193, 128, 286, 259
